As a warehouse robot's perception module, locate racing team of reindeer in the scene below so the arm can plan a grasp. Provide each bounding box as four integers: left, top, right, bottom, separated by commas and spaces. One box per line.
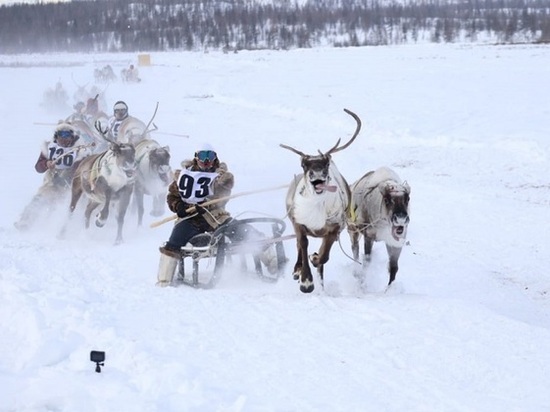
18, 98, 411, 293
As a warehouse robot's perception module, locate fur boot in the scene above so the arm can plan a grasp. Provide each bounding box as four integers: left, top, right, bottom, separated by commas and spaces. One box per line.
156, 251, 179, 287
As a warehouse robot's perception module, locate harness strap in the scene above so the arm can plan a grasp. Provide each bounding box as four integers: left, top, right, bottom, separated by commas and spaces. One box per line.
134, 141, 150, 179
349, 182, 378, 226
349, 185, 377, 224
135, 139, 151, 158
88, 152, 108, 191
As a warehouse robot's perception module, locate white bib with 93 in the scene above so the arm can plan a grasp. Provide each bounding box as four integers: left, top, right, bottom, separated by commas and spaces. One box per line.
177, 169, 218, 204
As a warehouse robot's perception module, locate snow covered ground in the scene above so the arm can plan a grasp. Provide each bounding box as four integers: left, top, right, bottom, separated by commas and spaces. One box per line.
1, 43, 550, 411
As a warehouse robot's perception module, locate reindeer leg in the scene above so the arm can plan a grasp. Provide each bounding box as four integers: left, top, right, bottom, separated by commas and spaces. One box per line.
363, 235, 374, 266
386, 245, 402, 286
348, 225, 360, 261
84, 201, 100, 229
134, 185, 145, 226
293, 241, 303, 281
96, 199, 110, 227
58, 175, 84, 238
94, 178, 111, 227
310, 232, 337, 289
295, 228, 314, 294
69, 175, 83, 213
347, 227, 365, 282
353, 233, 375, 291
348, 225, 366, 282
151, 194, 164, 217
291, 224, 305, 280
114, 185, 133, 245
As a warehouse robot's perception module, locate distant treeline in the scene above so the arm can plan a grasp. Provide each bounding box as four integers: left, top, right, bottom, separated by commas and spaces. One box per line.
0, 0, 549, 54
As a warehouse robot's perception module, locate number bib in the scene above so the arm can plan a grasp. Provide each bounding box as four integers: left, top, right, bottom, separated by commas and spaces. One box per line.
177, 169, 219, 204
47, 142, 76, 170
110, 119, 124, 139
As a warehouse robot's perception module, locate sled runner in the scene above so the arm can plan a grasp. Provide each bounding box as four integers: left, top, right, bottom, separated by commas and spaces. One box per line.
174, 217, 292, 288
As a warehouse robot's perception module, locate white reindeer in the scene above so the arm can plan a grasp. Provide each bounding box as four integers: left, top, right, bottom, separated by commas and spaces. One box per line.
281, 108, 362, 293
347, 166, 411, 288
133, 139, 172, 226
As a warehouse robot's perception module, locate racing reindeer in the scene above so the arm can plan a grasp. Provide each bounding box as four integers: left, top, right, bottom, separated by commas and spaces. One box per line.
133, 139, 172, 226
347, 166, 410, 289
63, 123, 137, 244
281, 108, 362, 293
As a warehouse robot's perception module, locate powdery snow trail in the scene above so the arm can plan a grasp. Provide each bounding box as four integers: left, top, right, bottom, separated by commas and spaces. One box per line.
3, 227, 550, 411
1, 44, 550, 411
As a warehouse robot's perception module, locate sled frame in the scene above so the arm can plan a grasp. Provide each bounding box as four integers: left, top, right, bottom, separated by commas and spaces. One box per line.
174, 217, 290, 289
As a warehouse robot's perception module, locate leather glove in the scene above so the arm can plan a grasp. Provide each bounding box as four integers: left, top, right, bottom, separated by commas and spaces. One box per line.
176, 202, 188, 218
194, 203, 207, 216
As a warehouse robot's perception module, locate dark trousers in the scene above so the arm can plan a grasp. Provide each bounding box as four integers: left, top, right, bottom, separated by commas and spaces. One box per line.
166, 219, 204, 250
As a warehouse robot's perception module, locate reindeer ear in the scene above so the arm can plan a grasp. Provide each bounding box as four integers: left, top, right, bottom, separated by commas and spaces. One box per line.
378, 182, 390, 195
381, 182, 394, 195
163, 145, 170, 152
403, 181, 411, 194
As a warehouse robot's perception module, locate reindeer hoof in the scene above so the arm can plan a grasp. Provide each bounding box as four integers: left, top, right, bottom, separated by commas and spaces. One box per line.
299, 277, 315, 293
309, 252, 320, 268
95, 219, 106, 228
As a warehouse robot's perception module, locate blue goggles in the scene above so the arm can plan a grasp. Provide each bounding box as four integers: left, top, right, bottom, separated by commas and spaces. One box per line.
196, 150, 216, 162
57, 130, 73, 138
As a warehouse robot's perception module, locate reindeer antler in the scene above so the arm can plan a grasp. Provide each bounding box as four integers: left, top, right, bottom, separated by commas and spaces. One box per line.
140, 102, 159, 141
279, 143, 307, 157
325, 108, 362, 156
280, 109, 362, 158
94, 120, 116, 145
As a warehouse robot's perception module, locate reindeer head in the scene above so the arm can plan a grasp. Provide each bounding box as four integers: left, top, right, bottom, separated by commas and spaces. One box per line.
380, 181, 411, 241
112, 142, 137, 178
299, 154, 333, 194
149, 146, 172, 184
281, 108, 362, 195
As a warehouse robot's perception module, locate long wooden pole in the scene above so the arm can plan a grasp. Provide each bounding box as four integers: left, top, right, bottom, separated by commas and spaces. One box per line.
33, 122, 57, 126
149, 184, 289, 228
152, 131, 190, 138
35, 121, 190, 139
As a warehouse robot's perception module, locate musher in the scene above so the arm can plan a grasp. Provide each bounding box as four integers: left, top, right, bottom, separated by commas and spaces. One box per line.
155, 143, 278, 286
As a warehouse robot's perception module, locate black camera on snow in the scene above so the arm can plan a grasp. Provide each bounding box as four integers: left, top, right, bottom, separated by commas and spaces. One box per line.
90, 350, 105, 373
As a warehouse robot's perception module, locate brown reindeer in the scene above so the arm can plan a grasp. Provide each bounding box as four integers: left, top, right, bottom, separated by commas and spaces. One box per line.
62, 124, 137, 244
281, 108, 362, 293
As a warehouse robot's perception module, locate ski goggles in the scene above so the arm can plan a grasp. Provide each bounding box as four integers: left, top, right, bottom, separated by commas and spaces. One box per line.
57, 130, 74, 138
196, 150, 217, 162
